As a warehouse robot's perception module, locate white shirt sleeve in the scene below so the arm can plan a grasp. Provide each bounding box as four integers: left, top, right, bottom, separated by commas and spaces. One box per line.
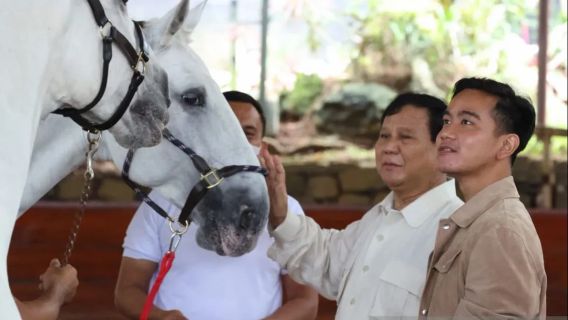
122, 191, 176, 262
268, 207, 368, 300
287, 195, 305, 217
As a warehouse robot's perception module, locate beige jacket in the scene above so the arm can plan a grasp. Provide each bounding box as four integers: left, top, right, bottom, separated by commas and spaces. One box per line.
419, 176, 547, 319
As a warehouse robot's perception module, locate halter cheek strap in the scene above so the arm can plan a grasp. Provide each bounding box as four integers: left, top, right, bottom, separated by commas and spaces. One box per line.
121, 128, 267, 227
53, 0, 149, 132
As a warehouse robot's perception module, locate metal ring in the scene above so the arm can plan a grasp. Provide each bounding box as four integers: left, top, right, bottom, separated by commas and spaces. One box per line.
132, 52, 146, 74
99, 21, 113, 39
84, 168, 95, 181
169, 219, 189, 235
87, 130, 101, 144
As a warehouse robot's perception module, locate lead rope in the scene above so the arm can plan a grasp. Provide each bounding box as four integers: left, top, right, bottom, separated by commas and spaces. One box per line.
140, 220, 188, 320
61, 130, 101, 266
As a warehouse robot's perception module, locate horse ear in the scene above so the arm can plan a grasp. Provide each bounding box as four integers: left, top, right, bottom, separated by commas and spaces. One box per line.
142, 0, 191, 49
181, 0, 207, 35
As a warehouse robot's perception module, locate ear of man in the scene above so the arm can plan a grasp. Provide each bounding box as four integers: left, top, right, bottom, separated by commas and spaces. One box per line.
496, 133, 520, 161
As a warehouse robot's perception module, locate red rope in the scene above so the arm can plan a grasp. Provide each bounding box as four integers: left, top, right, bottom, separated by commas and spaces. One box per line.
139, 251, 176, 320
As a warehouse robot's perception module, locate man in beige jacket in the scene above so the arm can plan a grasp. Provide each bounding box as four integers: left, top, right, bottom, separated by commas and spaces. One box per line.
419, 77, 547, 319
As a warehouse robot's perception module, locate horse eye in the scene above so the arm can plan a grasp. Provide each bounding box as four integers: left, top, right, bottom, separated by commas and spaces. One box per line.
181, 93, 205, 107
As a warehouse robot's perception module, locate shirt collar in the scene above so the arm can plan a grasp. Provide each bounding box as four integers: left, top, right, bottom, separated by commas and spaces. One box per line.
377, 192, 394, 215
377, 179, 459, 227
451, 176, 519, 228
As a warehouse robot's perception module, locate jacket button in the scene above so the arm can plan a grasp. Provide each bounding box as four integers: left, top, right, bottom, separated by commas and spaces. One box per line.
421, 309, 428, 315
442, 224, 451, 230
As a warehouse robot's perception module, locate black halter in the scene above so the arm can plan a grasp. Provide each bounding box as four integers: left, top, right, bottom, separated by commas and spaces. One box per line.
121, 128, 268, 227
52, 0, 149, 132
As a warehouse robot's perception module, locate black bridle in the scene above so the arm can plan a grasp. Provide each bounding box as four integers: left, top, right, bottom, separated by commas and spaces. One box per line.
121, 128, 268, 228
53, 0, 149, 132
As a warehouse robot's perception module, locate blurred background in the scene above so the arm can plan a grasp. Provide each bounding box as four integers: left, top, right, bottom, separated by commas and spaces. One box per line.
9, 1, 567, 318
126, 0, 567, 209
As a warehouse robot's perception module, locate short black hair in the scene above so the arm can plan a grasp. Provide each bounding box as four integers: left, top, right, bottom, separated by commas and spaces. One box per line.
380, 92, 447, 142
223, 90, 266, 136
452, 77, 536, 164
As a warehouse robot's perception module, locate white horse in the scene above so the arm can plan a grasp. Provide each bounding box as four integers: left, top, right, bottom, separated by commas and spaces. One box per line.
3, 1, 266, 317
15, 0, 268, 315
1, 1, 172, 316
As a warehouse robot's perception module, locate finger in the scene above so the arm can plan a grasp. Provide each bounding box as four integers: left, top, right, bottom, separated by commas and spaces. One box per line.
273, 156, 284, 175
258, 153, 266, 168
262, 151, 275, 177
259, 147, 270, 170
50, 258, 61, 268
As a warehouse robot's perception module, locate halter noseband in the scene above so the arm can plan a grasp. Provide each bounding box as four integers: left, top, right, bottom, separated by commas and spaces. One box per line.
121, 128, 268, 227
53, 0, 149, 132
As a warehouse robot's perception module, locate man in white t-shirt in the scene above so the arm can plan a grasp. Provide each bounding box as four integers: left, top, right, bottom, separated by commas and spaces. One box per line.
114, 91, 318, 320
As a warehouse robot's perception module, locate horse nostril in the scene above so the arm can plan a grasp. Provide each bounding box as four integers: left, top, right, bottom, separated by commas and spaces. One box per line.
239, 208, 255, 230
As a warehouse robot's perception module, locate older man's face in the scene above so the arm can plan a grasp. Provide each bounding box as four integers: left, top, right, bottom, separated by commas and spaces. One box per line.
375, 105, 440, 193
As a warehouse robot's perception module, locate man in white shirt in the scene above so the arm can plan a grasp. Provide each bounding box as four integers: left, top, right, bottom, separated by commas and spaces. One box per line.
261, 93, 464, 319
114, 91, 318, 320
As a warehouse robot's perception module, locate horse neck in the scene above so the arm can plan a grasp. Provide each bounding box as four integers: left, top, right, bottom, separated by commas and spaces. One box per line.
19, 116, 88, 215
1, 1, 77, 113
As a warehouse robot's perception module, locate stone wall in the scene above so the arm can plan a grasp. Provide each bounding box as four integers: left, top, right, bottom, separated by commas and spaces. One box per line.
43, 157, 567, 209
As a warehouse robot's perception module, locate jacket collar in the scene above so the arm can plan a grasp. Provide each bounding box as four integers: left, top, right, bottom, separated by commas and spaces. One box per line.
450, 176, 519, 228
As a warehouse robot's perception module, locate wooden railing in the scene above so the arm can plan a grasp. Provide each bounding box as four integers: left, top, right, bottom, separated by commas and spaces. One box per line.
8, 202, 567, 319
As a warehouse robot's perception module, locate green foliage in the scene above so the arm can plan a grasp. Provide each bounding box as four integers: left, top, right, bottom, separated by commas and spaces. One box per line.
523, 135, 568, 159
280, 73, 324, 116
344, 0, 537, 94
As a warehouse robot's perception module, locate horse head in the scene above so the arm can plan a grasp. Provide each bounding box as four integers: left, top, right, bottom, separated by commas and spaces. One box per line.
104, 0, 269, 256
49, 0, 170, 149
22, 0, 269, 257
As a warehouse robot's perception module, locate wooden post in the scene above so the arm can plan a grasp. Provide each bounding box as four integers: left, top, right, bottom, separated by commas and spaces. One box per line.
537, 0, 552, 208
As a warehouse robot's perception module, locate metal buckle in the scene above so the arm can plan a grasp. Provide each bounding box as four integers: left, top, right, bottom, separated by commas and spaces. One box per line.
201, 169, 224, 189
167, 220, 188, 253
168, 219, 189, 235
99, 21, 113, 40
132, 51, 146, 74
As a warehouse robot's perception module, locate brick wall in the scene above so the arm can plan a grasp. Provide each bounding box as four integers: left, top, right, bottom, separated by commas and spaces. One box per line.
42, 157, 567, 209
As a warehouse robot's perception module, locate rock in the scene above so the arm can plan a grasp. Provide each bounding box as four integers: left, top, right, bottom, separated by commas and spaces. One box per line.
286, 173, 307, 200
555, 160, 567, 185
555, 184, 567, 209
339, 167, 381, 192
513, 157, 543, 184
308, 176, 339, 200
338, 193, 371, 205
315, 83, 397, 145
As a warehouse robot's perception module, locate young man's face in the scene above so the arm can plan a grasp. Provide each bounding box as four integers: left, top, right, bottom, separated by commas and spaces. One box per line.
228, 101, 263, 147
437, 88, 504, 176
375, 105, 440, 191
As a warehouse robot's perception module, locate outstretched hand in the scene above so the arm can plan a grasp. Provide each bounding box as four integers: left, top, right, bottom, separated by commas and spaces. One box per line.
259, 145, 288, 228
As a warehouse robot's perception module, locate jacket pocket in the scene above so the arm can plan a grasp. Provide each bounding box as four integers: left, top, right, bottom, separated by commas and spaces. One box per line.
434, 249, 461, 273
369, 260, 424, 318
